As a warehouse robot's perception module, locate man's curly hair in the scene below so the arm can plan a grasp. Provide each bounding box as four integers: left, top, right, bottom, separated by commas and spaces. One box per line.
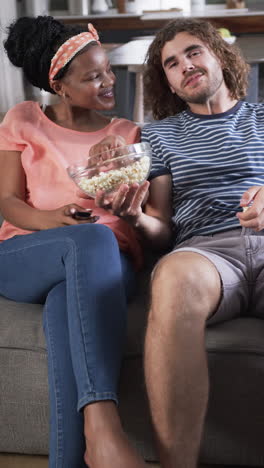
144, 18, 250, 120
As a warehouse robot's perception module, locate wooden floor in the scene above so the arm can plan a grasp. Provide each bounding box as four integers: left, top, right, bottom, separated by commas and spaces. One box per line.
0, 454, 253, 468
0, 454, 160, 468
0, 454, 48, 468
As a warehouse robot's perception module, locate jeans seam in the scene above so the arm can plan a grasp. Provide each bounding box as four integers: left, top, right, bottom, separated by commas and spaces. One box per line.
78, 392, 118, 411
45, 303, 63, 468
0, 238, 68, 255
66, 238, 94, 395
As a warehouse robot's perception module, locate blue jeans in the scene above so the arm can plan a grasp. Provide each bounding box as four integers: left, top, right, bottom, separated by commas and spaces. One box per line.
0, 224, 136, 468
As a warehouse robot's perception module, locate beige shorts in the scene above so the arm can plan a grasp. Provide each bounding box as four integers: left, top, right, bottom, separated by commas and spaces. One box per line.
165, 227, 264, 325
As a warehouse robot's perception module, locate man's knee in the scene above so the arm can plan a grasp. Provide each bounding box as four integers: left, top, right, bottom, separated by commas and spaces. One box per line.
150, 251, 222, 322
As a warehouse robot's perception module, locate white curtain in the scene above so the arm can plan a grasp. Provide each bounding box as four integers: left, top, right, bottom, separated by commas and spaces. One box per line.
0, 0, 25, 113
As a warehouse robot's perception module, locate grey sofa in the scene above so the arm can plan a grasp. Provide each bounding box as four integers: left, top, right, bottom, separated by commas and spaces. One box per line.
1, 211, 264, 467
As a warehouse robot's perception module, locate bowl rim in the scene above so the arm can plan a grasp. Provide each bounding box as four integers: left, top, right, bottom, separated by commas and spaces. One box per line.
67, 142, 152, 176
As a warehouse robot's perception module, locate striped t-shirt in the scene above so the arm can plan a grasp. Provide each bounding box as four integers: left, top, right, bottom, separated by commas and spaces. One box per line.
141, 101, 264, 245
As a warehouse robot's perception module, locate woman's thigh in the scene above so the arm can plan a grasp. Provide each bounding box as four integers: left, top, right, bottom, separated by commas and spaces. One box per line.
0, 228, 71, 302
0, 224, 130, 303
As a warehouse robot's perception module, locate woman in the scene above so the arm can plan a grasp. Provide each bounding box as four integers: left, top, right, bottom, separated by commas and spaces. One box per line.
0, 15, 148, 468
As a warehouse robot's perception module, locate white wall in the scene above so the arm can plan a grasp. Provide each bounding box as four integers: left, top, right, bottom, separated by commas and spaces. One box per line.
0, 0, 25, 112
143, 0, 190, 11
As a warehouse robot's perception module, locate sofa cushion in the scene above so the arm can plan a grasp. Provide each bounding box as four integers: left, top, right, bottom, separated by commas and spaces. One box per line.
0, 297, 49, 454
2, 286, 264, 467
206, 317, 264, 353
1, 298, 45, 350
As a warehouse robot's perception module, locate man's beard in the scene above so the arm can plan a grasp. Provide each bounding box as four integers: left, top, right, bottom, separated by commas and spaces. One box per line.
177, 74, 224, 105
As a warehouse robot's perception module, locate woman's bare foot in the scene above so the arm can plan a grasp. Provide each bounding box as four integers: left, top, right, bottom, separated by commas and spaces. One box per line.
83, 401, 147, 468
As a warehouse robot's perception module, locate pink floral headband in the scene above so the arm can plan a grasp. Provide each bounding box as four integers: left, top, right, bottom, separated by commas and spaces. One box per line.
49, 23, 100, 85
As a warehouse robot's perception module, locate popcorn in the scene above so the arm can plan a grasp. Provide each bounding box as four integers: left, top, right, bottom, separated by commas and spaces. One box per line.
78, 155, 150, 197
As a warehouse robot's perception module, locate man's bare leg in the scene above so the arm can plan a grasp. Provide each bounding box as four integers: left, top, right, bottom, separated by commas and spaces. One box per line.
144, 252, 222, 468
84, 400, 148, 468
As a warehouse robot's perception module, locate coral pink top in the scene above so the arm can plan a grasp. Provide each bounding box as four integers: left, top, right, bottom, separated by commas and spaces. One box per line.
0, 101, 142, 268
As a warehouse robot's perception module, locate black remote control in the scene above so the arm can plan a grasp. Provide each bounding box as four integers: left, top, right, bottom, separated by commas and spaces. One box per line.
72, 211, 92, 219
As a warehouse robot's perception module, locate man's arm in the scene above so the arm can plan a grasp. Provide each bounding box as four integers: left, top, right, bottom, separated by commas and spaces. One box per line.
94, 174, 173, 250
135, 174, 173, 249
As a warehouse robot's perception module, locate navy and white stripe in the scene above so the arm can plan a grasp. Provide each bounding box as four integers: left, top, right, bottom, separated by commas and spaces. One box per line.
142, 101, 264, 245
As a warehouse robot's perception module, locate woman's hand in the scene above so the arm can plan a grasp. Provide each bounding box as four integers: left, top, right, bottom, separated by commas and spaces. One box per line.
38, 204, 99, 230
77, 135, 127, 200
89, 135, 126, 158
237, 186, 264, 231
94, 180, 150, 226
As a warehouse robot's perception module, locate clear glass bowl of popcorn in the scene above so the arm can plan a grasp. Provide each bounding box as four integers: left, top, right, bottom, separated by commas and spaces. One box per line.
67, 142, 152, 198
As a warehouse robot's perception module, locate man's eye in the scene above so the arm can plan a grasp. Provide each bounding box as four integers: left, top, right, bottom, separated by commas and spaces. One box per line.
169, 62, 178, 69
190, 51, 200, 57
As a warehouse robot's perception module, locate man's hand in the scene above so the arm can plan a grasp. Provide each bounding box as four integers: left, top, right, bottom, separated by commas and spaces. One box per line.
237, 186, 264, 231
94, 180, 150, 226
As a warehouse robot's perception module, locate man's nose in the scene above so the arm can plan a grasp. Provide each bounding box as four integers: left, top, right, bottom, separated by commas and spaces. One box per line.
182, 59, 195, 73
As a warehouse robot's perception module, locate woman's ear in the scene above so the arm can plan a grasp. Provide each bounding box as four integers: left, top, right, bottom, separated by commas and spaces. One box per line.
51, 80, 65, 97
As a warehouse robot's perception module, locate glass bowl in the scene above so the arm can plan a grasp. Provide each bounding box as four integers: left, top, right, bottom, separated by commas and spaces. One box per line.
67, 142, 152, 198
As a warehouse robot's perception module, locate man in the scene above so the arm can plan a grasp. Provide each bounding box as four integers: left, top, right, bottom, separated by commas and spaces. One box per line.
140, 18, 264, 468
94, 18, 264, 468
